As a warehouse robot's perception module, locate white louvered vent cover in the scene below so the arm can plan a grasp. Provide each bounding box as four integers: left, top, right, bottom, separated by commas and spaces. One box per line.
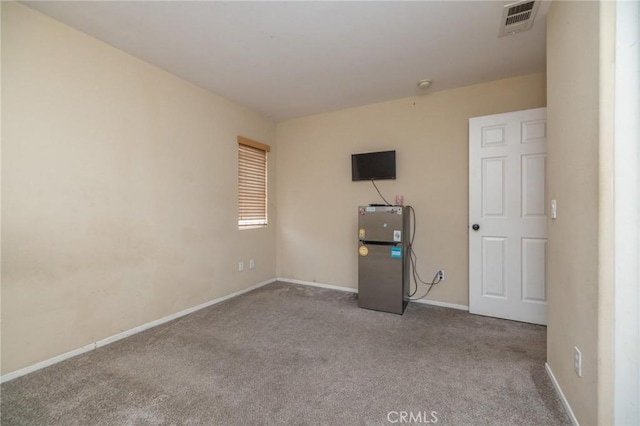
499, 0, 540, 37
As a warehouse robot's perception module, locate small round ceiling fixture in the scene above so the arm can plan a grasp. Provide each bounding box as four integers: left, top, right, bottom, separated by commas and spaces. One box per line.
417, 79, 433, 90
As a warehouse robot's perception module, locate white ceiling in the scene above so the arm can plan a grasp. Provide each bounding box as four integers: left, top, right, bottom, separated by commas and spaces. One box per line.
24, 1, 550, 121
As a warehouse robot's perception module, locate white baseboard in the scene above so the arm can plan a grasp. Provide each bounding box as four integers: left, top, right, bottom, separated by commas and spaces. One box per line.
409, 297, 469, 311
545, 362, 579, 426
0, 278, 276, 384
276, 277, 468, 311
277, 277, 357, 293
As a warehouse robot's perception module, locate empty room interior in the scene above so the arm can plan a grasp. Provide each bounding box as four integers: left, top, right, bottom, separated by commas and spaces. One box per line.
1, 1, 638, 425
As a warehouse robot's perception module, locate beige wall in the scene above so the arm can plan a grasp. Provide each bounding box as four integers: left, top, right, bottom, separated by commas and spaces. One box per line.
1, 3, 276, 375
546, 1, 616, 424
276, 73, 546, 306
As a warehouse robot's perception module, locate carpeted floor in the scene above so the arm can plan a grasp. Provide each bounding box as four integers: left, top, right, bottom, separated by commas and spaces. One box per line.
1, 281, 569, 425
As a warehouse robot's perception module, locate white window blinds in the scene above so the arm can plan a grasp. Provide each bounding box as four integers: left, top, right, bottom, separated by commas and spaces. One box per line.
238, 136, 270, 229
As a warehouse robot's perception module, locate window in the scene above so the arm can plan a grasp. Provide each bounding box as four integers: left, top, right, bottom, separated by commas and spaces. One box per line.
238, 136, 270, 229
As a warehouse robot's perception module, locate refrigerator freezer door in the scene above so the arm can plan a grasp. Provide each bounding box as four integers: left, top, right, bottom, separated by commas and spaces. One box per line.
358, 206, 404, 243
358, 243, 405, 314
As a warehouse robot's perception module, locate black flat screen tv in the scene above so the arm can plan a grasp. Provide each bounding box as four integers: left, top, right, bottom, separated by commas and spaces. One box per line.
351, 150, 396, 181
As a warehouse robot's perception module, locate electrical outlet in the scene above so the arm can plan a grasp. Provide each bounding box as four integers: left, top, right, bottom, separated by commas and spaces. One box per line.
238, 261, 244, 272
573, 346, 582, 377
249, 259, 255, 269
437, 269, 445, 281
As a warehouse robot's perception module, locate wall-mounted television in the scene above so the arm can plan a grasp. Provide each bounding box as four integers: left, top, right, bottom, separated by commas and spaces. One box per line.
351, 150, 396, 181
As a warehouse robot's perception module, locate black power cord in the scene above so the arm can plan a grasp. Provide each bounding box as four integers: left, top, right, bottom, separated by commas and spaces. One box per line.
406, 205, 442, 300
371, 179, 392, 206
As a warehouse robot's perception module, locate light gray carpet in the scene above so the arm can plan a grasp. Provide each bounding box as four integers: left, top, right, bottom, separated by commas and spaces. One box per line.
1, 282, 569, 425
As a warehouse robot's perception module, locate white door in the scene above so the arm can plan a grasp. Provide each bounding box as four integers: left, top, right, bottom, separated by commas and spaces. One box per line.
469, 107, 547, 325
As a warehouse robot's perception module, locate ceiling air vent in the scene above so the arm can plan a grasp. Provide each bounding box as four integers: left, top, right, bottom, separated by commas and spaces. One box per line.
499, 0, 540, 37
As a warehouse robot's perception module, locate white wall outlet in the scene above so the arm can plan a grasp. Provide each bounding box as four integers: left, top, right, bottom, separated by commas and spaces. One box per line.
437, 269, 445, 281
573, 346, 582, 377
551, 199, 557, 219
249, 259, 255, 269
238, 261, 244, 272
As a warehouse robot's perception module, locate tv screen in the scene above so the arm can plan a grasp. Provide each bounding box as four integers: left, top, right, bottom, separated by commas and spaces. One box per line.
351, 150, 396, 181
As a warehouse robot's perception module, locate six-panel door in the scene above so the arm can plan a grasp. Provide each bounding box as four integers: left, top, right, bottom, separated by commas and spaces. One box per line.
469, 107, 548, 325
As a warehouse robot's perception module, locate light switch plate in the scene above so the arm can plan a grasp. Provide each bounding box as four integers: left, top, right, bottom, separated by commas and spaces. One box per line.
574, 346, 582, 377
551, 200, 557, 219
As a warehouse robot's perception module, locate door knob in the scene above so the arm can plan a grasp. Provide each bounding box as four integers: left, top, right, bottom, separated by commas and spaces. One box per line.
472, 224, 480, 231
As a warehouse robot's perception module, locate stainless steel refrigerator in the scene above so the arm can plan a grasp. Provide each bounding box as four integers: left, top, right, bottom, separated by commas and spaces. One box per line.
357, 205, 409, 314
